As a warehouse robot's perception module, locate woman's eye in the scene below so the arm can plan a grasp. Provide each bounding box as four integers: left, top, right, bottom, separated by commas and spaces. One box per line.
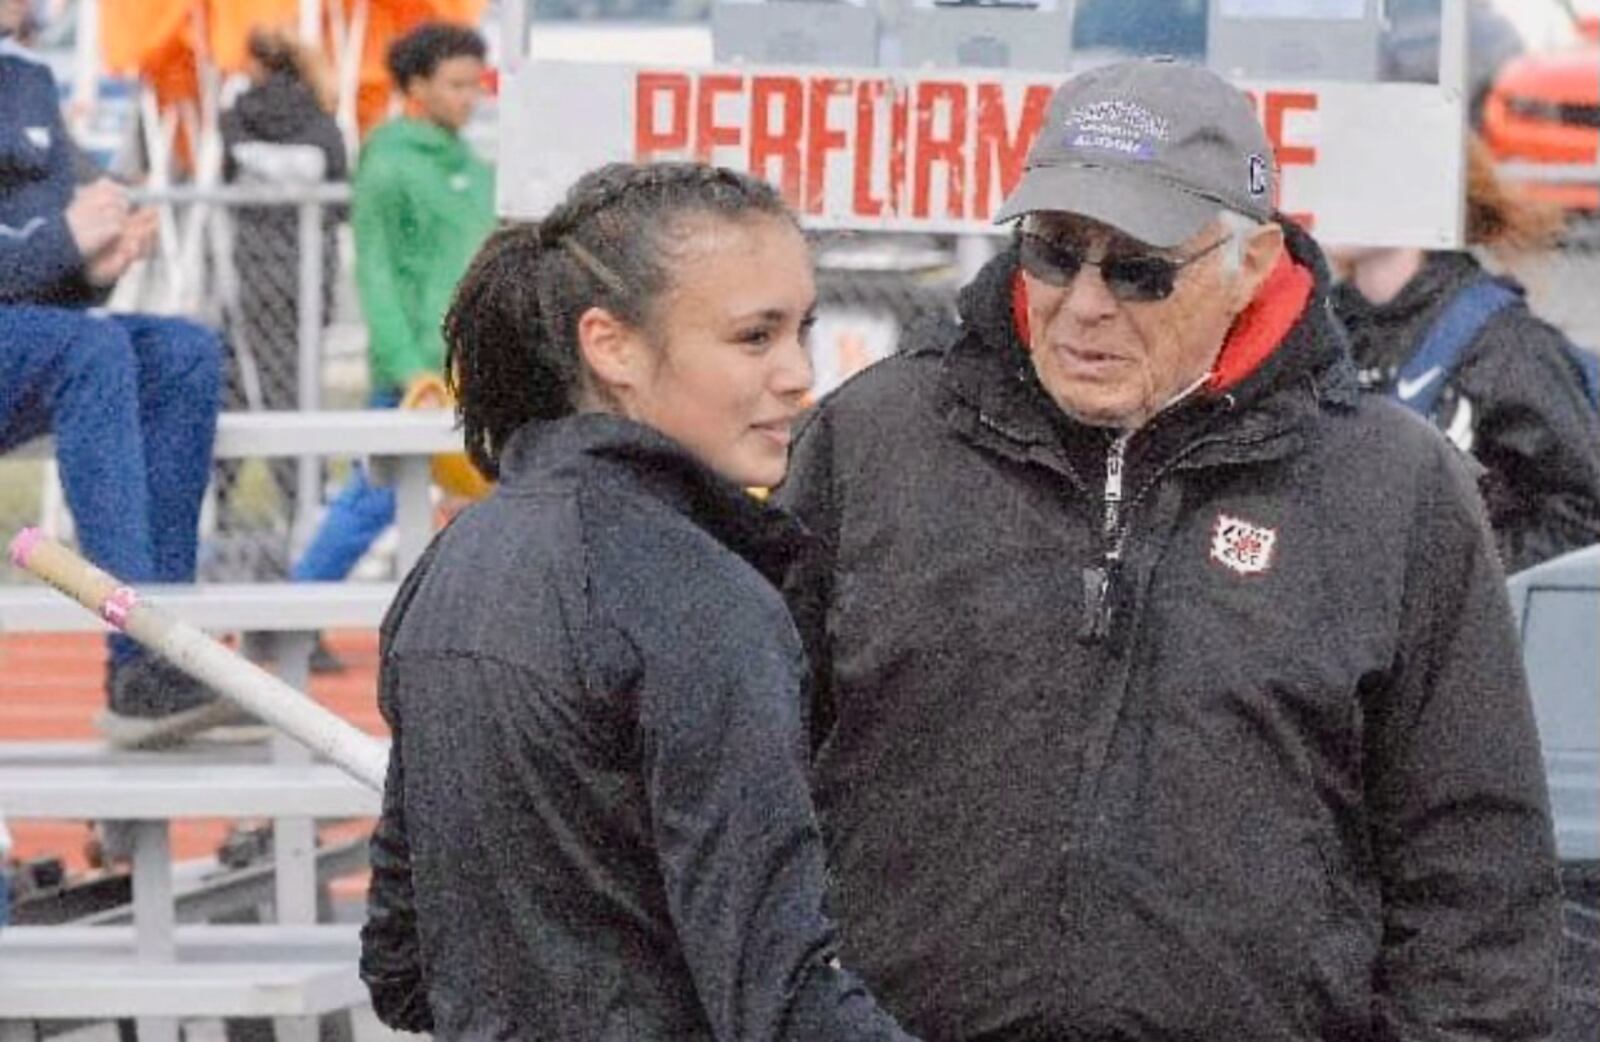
737, 327, 774, 349
799, 316, 818, 344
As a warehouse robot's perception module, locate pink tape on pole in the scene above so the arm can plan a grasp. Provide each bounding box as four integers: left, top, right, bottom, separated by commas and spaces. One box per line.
8, 527, 43, 569
102, 586, 139, 630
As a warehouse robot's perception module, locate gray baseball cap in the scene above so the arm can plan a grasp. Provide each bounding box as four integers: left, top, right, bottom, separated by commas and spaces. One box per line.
994, 58, 1276, 248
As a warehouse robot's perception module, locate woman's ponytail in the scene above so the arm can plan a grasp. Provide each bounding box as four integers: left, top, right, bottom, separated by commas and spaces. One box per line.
444, 224, 576, 479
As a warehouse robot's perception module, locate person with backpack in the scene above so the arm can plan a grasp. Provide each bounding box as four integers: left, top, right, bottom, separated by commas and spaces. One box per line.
1330, 137, 1600, 574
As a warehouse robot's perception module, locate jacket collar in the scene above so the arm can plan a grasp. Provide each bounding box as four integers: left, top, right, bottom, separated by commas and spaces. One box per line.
497, 412, 812, 587
1331, 251, 1517, 376
940, 217, 1358, 475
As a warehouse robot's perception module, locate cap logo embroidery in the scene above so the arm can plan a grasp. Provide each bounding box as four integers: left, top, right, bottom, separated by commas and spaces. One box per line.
1247, 154, 1270, 197
1210, 513, 1277, 576
1063, 101, 1170, 161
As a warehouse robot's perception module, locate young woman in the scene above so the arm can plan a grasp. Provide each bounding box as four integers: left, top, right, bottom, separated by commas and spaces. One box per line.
1329, 138, 1600, 573
359, 162, 919, 1042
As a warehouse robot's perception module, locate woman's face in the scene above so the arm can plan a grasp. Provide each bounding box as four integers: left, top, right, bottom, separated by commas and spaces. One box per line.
616, 214, 816, 489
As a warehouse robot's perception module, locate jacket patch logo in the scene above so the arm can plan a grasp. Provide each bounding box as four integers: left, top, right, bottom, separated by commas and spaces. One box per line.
25, 126, 50, 150
1210, 513, 1277, 576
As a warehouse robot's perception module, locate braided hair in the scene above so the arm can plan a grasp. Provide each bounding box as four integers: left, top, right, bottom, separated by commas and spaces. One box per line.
443, 162, 794, 479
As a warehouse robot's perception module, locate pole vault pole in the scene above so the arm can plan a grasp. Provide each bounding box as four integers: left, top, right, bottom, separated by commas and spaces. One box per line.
9, 527, 389, 792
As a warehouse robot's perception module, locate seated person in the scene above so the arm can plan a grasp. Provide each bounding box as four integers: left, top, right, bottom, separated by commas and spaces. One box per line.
0, 46, 241, 745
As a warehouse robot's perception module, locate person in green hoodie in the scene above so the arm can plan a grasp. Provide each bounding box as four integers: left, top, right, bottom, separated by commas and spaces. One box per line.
289, 22, 494, 655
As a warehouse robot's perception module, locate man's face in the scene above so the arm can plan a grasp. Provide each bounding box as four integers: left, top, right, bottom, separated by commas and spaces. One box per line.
406, 55, 484, 132
1018, 212, 1247, 430
0, 0, 29, 36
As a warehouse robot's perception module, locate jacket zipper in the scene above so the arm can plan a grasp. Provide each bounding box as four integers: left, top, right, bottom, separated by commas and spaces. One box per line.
1080, 432, 1131, 642
1078, 426, 1284, 644
974, 404, 1286, 643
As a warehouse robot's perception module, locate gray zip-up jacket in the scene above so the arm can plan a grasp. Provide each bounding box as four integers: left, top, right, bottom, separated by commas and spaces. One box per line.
775, 222, 1561, 1042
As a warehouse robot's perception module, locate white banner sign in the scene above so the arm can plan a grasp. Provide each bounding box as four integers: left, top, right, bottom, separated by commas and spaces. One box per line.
1219, 0, 1366, 18
500, 62, 1467, 248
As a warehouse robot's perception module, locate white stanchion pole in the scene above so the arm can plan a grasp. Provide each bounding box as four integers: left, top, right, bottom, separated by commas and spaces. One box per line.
8, 528, 389, 792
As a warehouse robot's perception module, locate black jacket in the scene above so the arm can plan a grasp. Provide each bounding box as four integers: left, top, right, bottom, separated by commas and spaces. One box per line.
0, 52, 101, 306
775, 223, 1560, 1042
220, 73, 346, 325
1333, 252, 1600, 573
360, 414, 917, 1042
220, 73, 348, 189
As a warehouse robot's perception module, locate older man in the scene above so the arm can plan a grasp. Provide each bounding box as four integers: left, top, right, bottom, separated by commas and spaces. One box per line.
776, 58, 1560, 1041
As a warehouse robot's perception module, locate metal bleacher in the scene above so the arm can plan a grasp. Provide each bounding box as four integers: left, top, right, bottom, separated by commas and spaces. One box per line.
0, 410, 455, 1041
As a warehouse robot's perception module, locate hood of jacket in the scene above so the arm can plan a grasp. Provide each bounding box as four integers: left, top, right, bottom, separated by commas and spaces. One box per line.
232, 74, 328, 142
497, 412, 813, 589
361, 115, 479, 173
1332, 250, 1512, 377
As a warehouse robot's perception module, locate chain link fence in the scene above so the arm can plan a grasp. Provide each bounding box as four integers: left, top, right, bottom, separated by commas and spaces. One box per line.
3, 181, 1599, 586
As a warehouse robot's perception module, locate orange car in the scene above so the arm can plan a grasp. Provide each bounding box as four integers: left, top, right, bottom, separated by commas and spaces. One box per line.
1481, 45, 1600, 210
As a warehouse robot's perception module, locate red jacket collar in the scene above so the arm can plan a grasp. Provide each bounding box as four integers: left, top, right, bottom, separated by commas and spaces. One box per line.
1205, 253, 1312, 394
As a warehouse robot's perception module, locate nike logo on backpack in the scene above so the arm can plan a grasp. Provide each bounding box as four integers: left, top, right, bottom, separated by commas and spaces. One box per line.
1396, 366, 1443, 401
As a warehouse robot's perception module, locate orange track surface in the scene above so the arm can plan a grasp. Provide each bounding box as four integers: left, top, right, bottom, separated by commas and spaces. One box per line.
0, 629, 386, 899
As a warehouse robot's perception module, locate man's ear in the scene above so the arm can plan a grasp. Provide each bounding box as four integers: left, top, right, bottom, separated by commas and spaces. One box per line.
1231, 223, 1286, 313
576, 305, 645, 400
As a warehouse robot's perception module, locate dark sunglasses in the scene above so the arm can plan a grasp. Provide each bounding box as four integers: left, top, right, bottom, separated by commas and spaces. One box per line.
1018, 232, 1232, 303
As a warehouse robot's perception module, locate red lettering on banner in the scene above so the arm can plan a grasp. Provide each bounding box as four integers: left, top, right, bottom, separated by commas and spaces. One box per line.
751, 76, 804, 206
805, 78, 852, 216
852, 80, 886, 217
973, 83, 1051, 221
1248, 89, 1319, 230
694, 74, 744, 163
631, 73, 1337, 230
635, 73, 689, 159
1264, 90, 1318, 167
914, 81, 967, 220
888, 83, 910, 216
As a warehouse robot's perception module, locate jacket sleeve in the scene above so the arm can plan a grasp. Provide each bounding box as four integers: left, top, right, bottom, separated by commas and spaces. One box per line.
637, 603, 918, 1042
771, 405, 841, 753
0, 211, 83, 303
218, 109, 242, 184
306, 112, 350, 222
358, 674, 434, 1034
311, 114, 350, 184
0, 59, 87, 304
351, 153, 425, 390
1465, 317, 1600, 574
1367, 444, 1561, 1041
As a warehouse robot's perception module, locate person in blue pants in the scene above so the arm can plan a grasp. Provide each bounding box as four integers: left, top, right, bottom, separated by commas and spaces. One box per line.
287, 24, 493, 654
1, 44, 237, 744
288, 390, 401, 586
